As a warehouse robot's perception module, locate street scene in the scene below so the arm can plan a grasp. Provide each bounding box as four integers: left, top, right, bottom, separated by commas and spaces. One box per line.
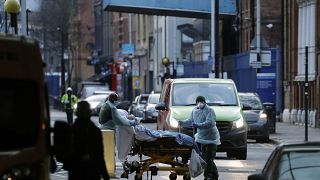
1, 0, 320, 180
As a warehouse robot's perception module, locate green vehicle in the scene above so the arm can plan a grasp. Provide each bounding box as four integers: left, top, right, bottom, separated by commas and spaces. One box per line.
156, 78, 247, 160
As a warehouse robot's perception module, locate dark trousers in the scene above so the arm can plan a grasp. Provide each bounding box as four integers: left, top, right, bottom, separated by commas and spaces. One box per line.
66, 109, 74, 125
197, 143, 219, 180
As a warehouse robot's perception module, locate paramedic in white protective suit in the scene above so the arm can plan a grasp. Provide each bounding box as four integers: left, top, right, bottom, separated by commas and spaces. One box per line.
98, 93, 138, 162
99, 93, 138, 129
179, 96, 220, 180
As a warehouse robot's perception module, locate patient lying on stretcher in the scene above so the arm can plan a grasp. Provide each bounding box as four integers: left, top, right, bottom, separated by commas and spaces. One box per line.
117, 109, 194, 146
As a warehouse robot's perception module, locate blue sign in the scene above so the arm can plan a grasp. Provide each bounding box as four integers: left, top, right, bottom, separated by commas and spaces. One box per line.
207, 55, 213, 65
257, 73, 276, 104
121, 43, 135, 55
103, 0, 236, 18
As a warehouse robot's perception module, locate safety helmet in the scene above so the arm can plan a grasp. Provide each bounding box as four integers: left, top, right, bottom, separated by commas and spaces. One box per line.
67, 87, 72, 92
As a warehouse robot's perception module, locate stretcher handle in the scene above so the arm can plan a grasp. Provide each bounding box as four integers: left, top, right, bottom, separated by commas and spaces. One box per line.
192, 127, 195, 143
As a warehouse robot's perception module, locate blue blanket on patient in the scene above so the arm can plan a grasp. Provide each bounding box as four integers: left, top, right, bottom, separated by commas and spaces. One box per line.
134, 124, 200, 152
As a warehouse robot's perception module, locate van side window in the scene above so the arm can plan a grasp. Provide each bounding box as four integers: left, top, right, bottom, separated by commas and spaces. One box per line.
160, 84, 167, 103
164, 83, 171, 106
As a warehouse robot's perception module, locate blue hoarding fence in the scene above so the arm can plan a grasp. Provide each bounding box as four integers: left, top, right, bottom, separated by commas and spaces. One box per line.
182, 61, 211, 78
45, 73, 61, 109
223, 48, 279, 105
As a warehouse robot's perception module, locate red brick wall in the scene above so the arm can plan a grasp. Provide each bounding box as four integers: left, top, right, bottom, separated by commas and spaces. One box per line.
240, 0, 282, 51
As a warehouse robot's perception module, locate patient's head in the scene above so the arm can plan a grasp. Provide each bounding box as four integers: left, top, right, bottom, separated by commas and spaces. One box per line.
127, 114, 135, 120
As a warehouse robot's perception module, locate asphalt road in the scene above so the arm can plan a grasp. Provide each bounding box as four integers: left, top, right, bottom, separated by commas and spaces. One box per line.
50, 111, 275, 180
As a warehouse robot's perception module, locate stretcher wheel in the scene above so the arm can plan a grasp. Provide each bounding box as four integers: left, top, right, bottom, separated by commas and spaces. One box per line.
169, 172, 177, 180
134, 174, 142, 180
183, 174, 191, 180
120, 172, 128, 179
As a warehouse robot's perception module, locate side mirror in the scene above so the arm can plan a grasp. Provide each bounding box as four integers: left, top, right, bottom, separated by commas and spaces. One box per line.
247, 173, 266, 180
263, 102, 275, 110
242, 103, 252, 110
155, 103, 168, 111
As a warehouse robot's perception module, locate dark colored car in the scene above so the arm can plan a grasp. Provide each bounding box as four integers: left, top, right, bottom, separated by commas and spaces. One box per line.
239, 92, 269, 143
143, 93, 160, 122
248, 142, 320, 180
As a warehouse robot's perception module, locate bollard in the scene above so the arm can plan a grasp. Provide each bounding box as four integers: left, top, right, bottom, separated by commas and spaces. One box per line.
101, 129, 115, 177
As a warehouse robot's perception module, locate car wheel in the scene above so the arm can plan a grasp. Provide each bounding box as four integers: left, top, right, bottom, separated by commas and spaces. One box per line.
227, 151, 236, 158
235, 149, 247, 160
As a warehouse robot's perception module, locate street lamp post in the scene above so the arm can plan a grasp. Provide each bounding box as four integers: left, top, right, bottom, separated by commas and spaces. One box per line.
4, 0, 20, 34
26, 9, 31, 35
57, 27, 66, 97
4, 12, 8, 33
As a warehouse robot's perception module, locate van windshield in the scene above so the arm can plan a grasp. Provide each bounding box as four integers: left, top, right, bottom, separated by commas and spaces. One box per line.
172, 83, 238, 106
0, 79, 39, 150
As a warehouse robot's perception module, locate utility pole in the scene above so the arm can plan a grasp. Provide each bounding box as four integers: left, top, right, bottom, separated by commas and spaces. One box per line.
256, 0, 261, 72
211, 0, 219, 78
21, 0, 27, 35
129, 14, 132, 44
58, 28, 66, 97
304, 46, 309, 141
4, 12, 8, 33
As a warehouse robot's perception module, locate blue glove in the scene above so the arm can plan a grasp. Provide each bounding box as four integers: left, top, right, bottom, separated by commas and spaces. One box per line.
192, 123, 199, 128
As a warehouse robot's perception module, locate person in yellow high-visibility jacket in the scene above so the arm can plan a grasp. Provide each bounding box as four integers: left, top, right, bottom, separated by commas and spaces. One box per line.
61, 87, 78, 125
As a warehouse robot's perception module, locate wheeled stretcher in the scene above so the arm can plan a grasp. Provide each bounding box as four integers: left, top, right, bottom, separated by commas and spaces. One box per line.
121, 136, 194, 180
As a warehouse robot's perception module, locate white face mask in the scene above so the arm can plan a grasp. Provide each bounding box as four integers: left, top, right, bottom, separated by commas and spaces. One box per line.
197, 102, 205, 109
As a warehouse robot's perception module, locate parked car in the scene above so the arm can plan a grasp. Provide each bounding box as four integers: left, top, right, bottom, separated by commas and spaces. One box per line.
95, 99, 131, 117
93, 90, 115, 96
128, 95, 139, 114
80, 81, 110, 99
143, 93, 160, 122
248, 142, 320, 180
156, 78, 247, 160
131, 94, 150, 118
85, 94, 108, 115
239, 92, 269, 143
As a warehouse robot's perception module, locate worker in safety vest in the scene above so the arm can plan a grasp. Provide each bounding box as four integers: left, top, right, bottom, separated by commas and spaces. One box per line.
61, 87, 78, 125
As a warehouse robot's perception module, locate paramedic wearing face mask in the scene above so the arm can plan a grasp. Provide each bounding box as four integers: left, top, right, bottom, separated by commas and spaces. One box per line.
179, 96, 220, 180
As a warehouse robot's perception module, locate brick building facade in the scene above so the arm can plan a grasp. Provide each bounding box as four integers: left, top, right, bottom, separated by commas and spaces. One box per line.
239, 0, 282, 51
282, 0, 320, 127
69, 0, 95, 92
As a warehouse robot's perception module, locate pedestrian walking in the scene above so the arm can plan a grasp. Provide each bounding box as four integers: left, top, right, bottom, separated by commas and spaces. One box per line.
61, 87, 77, 125
179, 96, 221, 180
66, 101, 109, 180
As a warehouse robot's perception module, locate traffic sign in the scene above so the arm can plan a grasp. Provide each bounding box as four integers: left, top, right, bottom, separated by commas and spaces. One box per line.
250, 61, 262, 69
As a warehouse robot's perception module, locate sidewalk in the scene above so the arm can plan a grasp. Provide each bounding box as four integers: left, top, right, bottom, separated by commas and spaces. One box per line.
270, 122, 320, 144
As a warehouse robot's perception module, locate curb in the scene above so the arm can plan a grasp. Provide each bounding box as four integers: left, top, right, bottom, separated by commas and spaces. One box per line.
269, 138, 281, 145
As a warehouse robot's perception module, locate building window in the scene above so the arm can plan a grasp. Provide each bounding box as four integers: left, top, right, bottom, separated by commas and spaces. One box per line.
296, 0, 316, 79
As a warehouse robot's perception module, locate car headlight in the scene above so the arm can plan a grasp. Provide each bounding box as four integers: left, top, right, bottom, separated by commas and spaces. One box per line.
260, 113, 267, 120
169, 117, 179, 128
232, 117, 245, 129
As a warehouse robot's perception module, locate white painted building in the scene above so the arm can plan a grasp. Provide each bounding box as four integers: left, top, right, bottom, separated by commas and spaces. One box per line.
152, 16, 193, 92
